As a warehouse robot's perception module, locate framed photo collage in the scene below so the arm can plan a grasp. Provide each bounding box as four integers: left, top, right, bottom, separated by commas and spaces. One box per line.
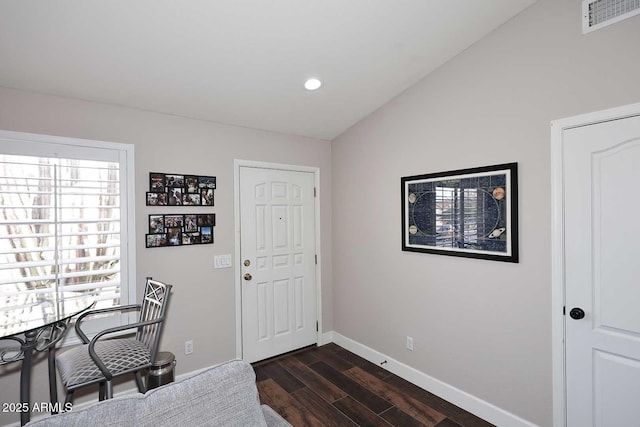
146, 172, 216, 206
145, 172, 216, 248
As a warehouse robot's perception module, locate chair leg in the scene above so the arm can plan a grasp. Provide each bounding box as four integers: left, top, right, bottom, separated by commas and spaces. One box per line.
134, 371, 146, 393
64, 391, 74, 408
99, 382, 106, 401
47, 347, 59, 414
105, 380, 113, 399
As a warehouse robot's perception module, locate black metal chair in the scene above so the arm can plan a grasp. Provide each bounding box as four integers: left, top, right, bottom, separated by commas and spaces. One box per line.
55, 278, 172, 403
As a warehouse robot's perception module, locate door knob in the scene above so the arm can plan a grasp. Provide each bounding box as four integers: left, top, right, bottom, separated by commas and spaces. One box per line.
244, 273, 252, 281
569, 307, 585, 320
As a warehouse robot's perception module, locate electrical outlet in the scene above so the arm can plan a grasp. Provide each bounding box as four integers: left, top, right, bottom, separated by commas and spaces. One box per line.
406, 336, 414, 351
185, 340, 193, 355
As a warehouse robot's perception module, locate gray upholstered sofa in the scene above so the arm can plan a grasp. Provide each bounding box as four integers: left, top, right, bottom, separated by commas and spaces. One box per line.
26, 359, 291, 427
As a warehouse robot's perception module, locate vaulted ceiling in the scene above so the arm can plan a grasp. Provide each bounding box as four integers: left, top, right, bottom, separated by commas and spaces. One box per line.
0, 0, 536, 140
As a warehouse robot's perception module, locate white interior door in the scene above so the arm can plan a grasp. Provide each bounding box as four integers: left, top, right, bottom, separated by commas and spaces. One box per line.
564, 114, 640, 426
239, 165, 317, 363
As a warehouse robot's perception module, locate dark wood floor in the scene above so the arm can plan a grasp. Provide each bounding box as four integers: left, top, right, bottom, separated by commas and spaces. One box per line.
252, 343, 494, 427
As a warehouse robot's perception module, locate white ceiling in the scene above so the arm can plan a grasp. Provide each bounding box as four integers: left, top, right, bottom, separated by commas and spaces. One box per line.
0, 0, 535, 140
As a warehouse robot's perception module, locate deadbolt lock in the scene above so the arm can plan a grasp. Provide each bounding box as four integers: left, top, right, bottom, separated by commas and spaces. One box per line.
243, 259, 251, 267
244, 273, 252, 281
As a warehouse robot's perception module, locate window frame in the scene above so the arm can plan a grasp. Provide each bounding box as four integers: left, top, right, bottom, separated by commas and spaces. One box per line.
0, 130, 137, 343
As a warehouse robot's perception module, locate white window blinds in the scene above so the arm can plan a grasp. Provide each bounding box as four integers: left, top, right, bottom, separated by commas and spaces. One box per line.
0, 131, 136, 332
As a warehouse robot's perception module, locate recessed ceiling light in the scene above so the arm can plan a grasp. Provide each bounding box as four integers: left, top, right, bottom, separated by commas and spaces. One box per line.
304, 78, 322, 91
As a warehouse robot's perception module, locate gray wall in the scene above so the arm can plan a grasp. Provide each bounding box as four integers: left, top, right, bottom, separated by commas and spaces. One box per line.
0, 86, 332, 425
331, 0, 640, 425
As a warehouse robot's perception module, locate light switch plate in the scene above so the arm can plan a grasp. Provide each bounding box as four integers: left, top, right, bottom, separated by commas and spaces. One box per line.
214, 254, 232, 269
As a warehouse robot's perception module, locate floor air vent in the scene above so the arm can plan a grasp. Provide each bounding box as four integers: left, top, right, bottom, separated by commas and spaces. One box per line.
582, 0, 640, 33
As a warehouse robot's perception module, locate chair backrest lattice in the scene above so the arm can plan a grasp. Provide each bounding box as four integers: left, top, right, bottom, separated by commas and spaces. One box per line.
136, 278, 172, 363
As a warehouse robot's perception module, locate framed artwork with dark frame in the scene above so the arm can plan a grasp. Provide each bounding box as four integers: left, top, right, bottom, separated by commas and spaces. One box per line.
401, 162, 518, 263
146, 172, 216, 206
145, 213, 215, 248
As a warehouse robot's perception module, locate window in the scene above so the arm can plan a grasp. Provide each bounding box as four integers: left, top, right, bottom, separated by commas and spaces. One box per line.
0, 131, 136, 335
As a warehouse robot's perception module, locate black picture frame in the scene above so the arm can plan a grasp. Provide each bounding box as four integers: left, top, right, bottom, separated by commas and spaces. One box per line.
401, 162, 518, 263
146, 172, 216, 206
145, 213, 215, 248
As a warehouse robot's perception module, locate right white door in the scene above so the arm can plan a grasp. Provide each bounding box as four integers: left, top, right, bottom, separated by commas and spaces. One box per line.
564, 114, 640, 426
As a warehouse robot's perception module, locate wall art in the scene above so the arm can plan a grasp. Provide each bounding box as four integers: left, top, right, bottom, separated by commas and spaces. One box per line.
146, 213, 215, 248
401, 163, 518, 262
146, 172, 216, 206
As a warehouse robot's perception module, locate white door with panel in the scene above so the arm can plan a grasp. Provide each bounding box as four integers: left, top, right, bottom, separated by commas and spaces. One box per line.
239, 166, 317, 363
564, 114, 640, 426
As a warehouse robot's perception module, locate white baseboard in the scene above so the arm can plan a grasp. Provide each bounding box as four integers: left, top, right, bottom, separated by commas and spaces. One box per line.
319, 330, 334, 345
330, 332, 537, 427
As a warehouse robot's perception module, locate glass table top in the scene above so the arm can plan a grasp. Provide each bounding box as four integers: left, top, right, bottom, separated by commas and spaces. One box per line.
0, 292, 95, 338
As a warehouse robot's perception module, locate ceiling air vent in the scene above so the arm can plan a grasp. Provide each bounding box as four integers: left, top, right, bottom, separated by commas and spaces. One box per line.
582, 0, 640, 33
